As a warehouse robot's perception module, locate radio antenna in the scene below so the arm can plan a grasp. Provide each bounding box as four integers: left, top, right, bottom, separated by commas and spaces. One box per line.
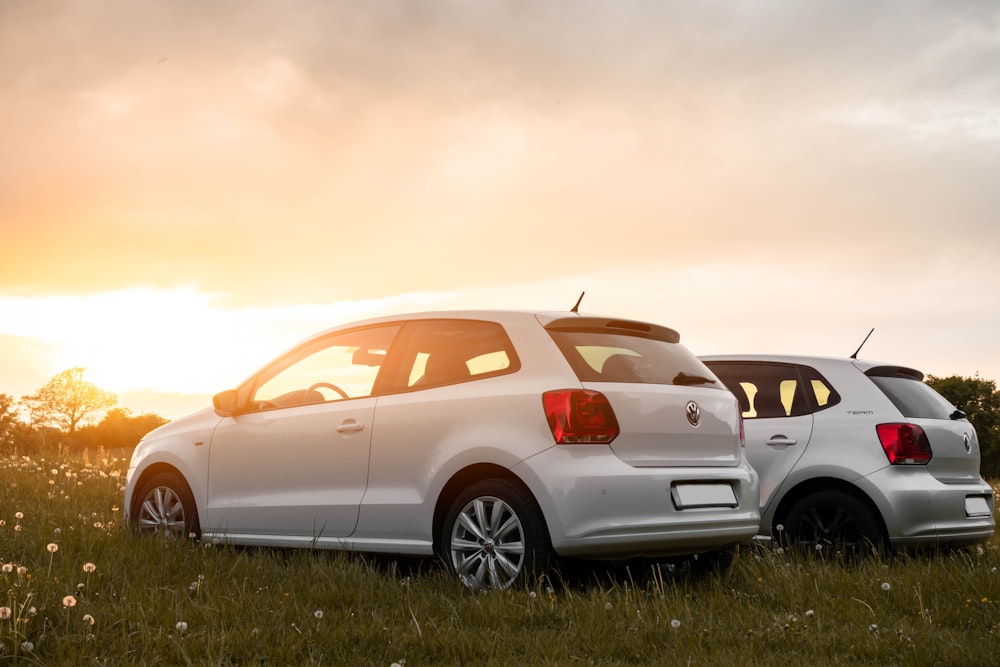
850, 328, 874, 359
570, 291, 585, 313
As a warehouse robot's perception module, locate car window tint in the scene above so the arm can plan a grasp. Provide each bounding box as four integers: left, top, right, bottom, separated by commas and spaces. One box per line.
251, 325, 399, 410
392, 319, 518, 390
868, 375, 955, 419
706, 362, 837, 418
550, 331, 719, 386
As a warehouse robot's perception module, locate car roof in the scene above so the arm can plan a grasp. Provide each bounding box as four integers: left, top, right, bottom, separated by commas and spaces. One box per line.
700, 353, 924, 378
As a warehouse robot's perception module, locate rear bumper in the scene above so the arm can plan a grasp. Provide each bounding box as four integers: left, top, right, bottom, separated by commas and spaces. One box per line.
514, 445, 761, 558
860, 467, 996, 547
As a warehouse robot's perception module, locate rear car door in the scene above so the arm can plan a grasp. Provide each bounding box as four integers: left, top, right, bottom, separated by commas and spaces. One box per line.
705, 362, 832, 510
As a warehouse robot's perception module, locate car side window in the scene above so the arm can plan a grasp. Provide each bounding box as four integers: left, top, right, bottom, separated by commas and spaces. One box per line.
707, 362, 839, 419
249, 325, 400, 410
383, 319, 519, 392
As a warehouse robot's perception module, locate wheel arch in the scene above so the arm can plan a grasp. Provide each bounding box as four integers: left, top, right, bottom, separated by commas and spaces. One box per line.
770, 477, 887, 541
128, 463, 198, 526
431, 463, 545, 556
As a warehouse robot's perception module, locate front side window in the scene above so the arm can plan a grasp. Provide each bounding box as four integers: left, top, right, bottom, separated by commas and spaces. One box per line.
249, 325, 400, 410
706, 362, 840, 418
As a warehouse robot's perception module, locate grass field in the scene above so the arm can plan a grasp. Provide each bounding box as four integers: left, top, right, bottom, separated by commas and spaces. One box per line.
1, 449, 998, 665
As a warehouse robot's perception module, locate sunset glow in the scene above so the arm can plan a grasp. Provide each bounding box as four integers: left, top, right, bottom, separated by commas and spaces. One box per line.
2, 3, 999, 419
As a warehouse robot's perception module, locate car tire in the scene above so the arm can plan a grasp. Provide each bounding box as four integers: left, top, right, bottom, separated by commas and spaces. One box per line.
441, 479, 553, 591
780, 490, 883, 553
132, 472, 200, 539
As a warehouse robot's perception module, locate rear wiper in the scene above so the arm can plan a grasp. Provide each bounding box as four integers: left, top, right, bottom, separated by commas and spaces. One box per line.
673, 372, 716, 386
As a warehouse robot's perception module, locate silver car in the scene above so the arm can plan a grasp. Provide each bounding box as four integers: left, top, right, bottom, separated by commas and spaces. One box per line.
125, 310, 759, 589
701, 354, 995, 550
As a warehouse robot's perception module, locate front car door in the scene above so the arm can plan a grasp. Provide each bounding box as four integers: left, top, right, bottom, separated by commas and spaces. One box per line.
204, 324, 400, 543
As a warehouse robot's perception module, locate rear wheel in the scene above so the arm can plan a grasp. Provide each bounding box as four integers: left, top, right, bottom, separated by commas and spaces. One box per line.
132, 472, 200, 539
441, 479, 553, 591
780, 490, 883, 553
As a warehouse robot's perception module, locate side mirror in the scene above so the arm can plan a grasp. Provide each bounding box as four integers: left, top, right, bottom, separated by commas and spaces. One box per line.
213, 389, 240, 417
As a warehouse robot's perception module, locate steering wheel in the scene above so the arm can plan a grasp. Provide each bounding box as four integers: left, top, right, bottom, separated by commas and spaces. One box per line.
308, 382, 349, 400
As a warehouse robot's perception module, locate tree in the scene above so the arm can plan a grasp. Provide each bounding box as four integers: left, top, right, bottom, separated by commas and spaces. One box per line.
0, 393, 17, 449
21, 367, 118, 435
76, 407, 168, 452
926, 374, 1000, 480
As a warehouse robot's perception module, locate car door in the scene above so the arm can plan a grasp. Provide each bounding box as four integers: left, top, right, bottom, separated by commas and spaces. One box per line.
205, 324, 400, 541
706, 362, 815, 511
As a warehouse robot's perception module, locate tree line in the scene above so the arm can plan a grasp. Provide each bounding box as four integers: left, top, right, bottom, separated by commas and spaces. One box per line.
0, 367, 167, 455
0, 367, 998, 477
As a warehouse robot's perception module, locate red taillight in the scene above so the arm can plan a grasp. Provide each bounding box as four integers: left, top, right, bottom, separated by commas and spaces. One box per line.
876, 423, 932, 465
542, 389, 620, 444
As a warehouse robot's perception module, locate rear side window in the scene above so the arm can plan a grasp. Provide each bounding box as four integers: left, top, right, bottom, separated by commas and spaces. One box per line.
867, 371, 955, 420
549, 330, 719, 387
383, 319, 520, 391
706, 362, 841, 418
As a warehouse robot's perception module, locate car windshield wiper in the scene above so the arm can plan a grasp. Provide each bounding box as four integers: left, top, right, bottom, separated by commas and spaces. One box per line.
673, 372, 717, 386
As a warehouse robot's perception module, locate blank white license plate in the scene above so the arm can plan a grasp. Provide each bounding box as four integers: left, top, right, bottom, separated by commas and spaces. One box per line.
965, 496, 992, 517
671, 483, 738, 509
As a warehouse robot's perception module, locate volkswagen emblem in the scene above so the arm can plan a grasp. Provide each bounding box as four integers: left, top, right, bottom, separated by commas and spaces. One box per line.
964, 432, 971, 454
685, 401, 701, 427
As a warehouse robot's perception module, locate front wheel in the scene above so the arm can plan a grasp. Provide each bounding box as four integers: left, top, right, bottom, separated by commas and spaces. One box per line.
780, 490, 884, 553
441, 479, 553, 591
132, 472, 200, 539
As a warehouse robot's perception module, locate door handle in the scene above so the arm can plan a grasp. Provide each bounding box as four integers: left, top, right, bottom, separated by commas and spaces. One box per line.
765, 435, 797, 446
336, 421, 365, 433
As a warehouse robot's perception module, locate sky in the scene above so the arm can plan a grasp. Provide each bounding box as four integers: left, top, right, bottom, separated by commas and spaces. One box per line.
2, 1, 999, 420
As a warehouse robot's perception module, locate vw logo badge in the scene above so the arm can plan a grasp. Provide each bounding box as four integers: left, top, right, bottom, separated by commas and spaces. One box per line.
964, 432, 971, 453
685, 401, 701, 427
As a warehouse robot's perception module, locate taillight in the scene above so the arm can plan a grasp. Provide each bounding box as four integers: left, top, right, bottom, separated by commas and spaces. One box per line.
542, 389, 620, 444
876, 423, 932, 465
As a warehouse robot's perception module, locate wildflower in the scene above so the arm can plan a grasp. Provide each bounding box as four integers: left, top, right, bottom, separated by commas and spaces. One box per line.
314, 610, 324, 619
62, 595, 77, 608
881, 582, 891, 592
176, 621, 188, 632
47, 543, 59, 553
670, 619, 681, 629
82, 563, 96, 573
0, 606, 10, 619
83, 614, 95, 626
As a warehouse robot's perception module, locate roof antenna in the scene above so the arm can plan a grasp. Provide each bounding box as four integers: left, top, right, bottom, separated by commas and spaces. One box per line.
570, 291, 585, 313
850, 328, 874, 359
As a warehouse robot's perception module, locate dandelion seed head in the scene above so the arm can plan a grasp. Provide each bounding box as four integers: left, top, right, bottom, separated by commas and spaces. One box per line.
671, 619, 681, 629
605, 602, 613, 611
1, 563, 12, 573
47, 543, 59, 553
805, 609, 815, 618
815, 543, 823, 551
176, 621, 188, 632
20, 641, 33, 653
0, 606, 10, 619
314, 610, 324, 619
529, 591, 537, 599
83, 614, 95, 626
15, 512, 23, 519
775, 524, 784, 532
881, 582, 891, 592
62, 595, 77, 608
14, 525, 21, 532
83, 563, 96, 573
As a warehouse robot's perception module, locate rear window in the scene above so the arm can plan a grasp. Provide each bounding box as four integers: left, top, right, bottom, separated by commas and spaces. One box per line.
867, 374, 956, 420
548, 330, 720, 387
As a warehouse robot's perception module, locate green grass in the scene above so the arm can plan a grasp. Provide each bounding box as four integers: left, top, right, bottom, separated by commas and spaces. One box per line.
2, 450, 998, 665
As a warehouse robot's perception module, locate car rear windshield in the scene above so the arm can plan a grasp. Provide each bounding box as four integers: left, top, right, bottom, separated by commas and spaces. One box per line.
548, 328, 720, 387
867, 370, 956, 420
